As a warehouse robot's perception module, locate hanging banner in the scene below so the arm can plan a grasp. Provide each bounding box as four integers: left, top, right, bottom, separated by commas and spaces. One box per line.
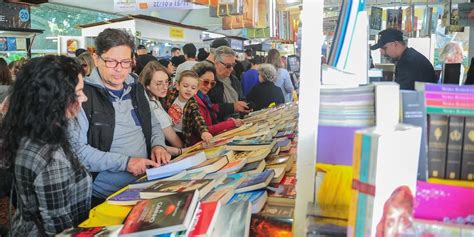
0, 2, 31, 29
113, 0, 206, 11
169, 27, 184, 39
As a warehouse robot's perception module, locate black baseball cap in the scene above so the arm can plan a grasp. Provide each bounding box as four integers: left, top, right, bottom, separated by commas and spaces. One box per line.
370, 28, 404, 50
210, 38, 230, 49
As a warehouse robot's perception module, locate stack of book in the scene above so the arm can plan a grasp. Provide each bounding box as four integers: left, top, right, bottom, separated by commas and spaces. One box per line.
317, 85, 375, 166
94, 103, 300, 236
423, 84, 474, 181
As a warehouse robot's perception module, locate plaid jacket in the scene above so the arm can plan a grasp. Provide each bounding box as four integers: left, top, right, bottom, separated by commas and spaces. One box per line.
160, 87, 209, 146
11, 138, 92, 236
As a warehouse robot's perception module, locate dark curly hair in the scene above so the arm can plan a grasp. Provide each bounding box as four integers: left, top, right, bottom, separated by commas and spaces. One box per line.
0, 55, 82, 168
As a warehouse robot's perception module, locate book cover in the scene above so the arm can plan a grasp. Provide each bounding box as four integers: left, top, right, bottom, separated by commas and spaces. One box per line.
426, 107, 474, 116
428, 114, 449, 178
214, 172, 247, 190
400, 90, 428, 180
215, 159, 247, 174
446, 116, 465, 179
238, 159, 266, 175
236, 169, 274, 193
249, 214, 293, 237
120, 191, 199, 236
260, 204, 294, 220
226, 139, 276, 151
424, 83, 474, 94
266, 184, 295, 206
211, 201, 252, 237
235, 147, 271, 163
188, 156, 229, 174
188, 201, 221, 237
278, 175, 296, 186
369, 6, 382, 30
228, 190, 268, 213
201, 187, 235, 204
180, 170, 207, 180
107, 188, 142, 206
56, 225, 123, 236
146, 152, 207, 180
386, 8, 402, 30
140, 179, 214, 199
461, 117, 474, 180
267, 166, 286, 184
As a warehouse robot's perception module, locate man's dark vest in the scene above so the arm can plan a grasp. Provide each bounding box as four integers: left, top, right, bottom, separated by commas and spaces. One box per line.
82, 82, 152, 158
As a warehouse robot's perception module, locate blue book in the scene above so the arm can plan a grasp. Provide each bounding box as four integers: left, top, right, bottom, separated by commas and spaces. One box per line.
235, 169, 274, 193
227, 190, 268, 213
107, 188, 142, 206
215, 173, 247, 190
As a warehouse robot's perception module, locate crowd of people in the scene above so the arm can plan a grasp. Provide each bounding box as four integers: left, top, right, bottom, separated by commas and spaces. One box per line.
0, 28, 297, 236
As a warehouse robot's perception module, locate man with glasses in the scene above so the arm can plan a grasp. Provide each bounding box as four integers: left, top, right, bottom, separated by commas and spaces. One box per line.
70, 28, 171, 207
208, 46, 250, 119
370, 28, 436, 90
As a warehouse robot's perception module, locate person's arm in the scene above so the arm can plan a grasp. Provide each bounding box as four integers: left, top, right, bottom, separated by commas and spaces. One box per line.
162, 126, 183, 148
69, 108, 129, 172
281, 69, 294, 93
34, 157, 87, 235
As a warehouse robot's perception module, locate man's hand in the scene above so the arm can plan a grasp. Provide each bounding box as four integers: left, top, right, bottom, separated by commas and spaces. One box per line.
151, 146, 171, 165
233, 101, 250, 113
201, 132, 213, 144
127, 157, 159, 176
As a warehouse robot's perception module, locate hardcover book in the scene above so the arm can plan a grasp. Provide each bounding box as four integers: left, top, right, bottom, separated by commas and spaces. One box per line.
446, 116, 465, 179
236, 169, 275, 193
140, 179, 215, 199
120, 191, 199, 236
211, 201, 252, 237
428, 114, 449, 178
461, 117, 474, 180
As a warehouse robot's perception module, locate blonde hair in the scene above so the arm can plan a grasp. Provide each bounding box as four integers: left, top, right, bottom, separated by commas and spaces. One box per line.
176, 70, 199, 84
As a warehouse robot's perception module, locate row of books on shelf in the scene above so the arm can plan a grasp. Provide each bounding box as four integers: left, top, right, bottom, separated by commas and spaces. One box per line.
61, 103, 300, 236
428, 114, 473, 180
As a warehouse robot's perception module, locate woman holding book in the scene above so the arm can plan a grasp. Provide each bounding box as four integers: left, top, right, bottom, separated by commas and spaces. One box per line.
192, 61, 243, 140
0, 55, 91, 236
246, 63, 285, 111
139, 61, 184, 156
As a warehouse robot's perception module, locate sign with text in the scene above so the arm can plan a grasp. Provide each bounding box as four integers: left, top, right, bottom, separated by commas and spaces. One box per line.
114, 0, 206, 11
0, 2, 31, 29
169, 27, 184, 39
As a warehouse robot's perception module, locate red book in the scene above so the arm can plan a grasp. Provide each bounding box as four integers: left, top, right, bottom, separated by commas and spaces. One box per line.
425, 99, 474, 109
279, 175, 296, 186
188, 201, 221, 237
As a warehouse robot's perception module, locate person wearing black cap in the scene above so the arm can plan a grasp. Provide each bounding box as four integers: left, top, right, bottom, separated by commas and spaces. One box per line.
206, 38, 230, 64
370, 28, 436, 90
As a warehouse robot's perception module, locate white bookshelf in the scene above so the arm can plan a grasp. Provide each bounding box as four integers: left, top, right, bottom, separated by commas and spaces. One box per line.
294, 0, 323, 236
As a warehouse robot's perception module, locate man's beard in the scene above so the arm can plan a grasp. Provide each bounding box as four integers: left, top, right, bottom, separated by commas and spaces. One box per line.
382, 55, 398, 64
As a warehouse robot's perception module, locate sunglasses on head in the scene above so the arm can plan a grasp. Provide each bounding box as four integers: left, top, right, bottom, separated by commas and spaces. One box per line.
201, 79, 216, 88
219, 61, 236, 69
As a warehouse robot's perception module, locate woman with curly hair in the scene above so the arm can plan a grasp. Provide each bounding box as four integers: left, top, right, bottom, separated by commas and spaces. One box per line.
0, 55, 91, 236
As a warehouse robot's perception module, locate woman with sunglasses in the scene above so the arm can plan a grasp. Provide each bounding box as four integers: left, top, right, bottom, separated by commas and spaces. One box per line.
192, 61, 243, 141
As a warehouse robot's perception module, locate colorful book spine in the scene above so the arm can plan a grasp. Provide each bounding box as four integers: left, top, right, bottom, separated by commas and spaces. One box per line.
446, 116, 465, 180
347, 133, 362, 237
428, 115, 449, 178
354, 135, 371, 237
461, 117, 474, 181
426, 100, 474, 109
424, 84, 474, 94
425, 92, 474, 101
426, 107, 474, 116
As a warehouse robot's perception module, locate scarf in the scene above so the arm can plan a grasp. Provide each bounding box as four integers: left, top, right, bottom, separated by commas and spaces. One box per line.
197, 90, 217, 124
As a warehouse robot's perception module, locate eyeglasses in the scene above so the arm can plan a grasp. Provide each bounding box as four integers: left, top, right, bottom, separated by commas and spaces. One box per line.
99, 55, 133, 69
200, 79, 216, 88
218, 61, 236, 69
